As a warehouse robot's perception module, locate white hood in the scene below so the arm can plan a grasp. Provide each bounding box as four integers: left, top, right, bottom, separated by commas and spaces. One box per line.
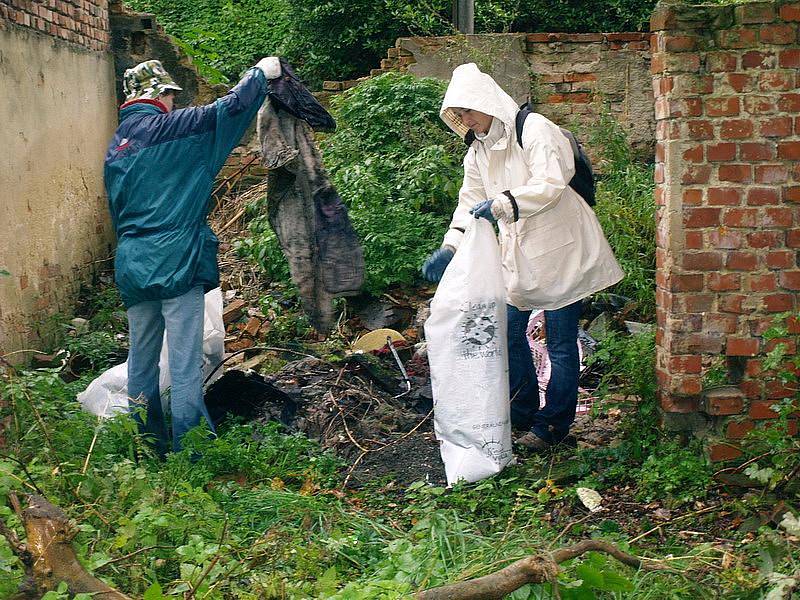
440, 63, 520, 140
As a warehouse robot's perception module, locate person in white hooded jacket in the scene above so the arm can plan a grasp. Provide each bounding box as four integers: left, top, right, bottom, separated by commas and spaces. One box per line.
422, 63, 624, 451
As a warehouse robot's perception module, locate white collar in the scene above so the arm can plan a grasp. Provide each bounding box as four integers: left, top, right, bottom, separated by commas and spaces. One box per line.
474, 117, 507, 150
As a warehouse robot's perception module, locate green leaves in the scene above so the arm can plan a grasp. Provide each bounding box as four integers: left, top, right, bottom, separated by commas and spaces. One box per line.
636, 441, 711, 506
240, 73, 457, 295
143, 582, 164, 600
321, 73, 458, 294
591, 110, 656, 320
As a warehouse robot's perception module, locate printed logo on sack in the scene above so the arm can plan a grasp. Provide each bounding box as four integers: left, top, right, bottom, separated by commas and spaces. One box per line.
481, 436, 511, 464
458, 300, 500, 360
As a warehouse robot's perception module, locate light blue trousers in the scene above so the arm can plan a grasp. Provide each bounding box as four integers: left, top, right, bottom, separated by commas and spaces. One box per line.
127, 286, 215, 454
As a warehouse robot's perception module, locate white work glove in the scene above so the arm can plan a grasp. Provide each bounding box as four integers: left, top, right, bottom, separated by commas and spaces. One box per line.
256, 56, 282, 80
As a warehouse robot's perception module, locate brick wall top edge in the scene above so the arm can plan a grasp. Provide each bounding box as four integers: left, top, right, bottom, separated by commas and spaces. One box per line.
652, 0, 799, 32
1, 16, 110, 54
395, 32, 649, 46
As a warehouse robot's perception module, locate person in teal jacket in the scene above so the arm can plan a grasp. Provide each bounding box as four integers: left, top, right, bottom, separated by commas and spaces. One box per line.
104, 57, 281, 455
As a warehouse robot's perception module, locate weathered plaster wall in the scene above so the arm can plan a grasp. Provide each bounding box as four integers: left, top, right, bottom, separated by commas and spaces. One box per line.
0, 21, 117, 355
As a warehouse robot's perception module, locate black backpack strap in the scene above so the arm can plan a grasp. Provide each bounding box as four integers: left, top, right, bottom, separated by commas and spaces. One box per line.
559, 128, 581, 159
515, 102, 532, 148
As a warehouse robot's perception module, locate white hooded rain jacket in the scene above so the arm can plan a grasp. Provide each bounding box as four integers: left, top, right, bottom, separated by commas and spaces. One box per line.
440, 63, 624, 310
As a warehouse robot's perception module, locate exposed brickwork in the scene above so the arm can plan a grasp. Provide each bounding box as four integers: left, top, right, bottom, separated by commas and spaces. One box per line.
226, 31, 655, 175
652, 0, 800, 460
318, 32, 654, 159
0, 0, 110, 52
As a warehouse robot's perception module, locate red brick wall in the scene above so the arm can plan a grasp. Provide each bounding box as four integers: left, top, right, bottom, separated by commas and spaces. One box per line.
0, 0, 110, 52
652, 1, 799, 460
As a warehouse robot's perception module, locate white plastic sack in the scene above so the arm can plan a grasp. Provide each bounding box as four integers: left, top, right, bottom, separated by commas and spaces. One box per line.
425, 219, 513, 486
77, 288, 226, 418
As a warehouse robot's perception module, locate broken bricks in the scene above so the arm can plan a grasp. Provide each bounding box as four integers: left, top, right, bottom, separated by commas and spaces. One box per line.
222, 299, 246, 325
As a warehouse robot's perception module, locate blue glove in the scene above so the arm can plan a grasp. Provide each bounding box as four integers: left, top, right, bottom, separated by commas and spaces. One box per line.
470, 199, 496, 223
422, 247, 455, 282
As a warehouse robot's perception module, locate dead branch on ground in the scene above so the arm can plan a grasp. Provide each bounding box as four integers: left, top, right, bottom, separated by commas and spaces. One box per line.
416, 540, 666, 600
3, 494, 131, 600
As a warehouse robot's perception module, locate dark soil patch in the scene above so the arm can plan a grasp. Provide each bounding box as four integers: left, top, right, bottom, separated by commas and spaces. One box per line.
346, 421, 446, 488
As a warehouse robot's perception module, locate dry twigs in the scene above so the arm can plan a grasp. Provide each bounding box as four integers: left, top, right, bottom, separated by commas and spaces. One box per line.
417, 540, 665, 600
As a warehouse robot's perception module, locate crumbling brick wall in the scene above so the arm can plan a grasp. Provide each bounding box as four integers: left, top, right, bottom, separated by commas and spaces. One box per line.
652, 0, 800, 459
226, 32, 655, 180
323, 32, 655, 159
0, 2, 117, 357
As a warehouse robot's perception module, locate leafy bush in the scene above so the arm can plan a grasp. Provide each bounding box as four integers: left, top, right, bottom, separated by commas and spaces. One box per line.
590, 110, 656, 320
320, 73, 461, 293
234, 196, 291, 284
124, 0, 291, 84
281, 0, 404, 87
238, 73, 458, 295
737, 312, 800, 491
577, 330, 659, 485
392, 0, 656, 36
636, 441, 711, 505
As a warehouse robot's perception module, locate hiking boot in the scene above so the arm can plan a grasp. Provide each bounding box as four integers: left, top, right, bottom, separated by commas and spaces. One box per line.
514, 431, 551, 453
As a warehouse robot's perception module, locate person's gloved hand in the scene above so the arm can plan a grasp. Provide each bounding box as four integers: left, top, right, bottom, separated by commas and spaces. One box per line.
256, 57, 282, 79
422, 246, 455, 282
470, 199, 496, 223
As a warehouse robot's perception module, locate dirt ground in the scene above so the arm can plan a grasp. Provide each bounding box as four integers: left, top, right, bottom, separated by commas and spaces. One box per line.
206, 181, 640, 494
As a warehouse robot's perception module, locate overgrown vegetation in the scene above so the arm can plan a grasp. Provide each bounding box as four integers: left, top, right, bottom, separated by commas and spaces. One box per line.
238, 73, 657, 312
590, 111, 656, 318
238, 73, 457, 294
736, 313, 800, 492
123, 0, 657, 86
2, 287, 798, 598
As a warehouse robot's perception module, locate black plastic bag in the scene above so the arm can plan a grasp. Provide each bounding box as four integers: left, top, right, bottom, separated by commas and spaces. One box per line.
267, 58, 336, 132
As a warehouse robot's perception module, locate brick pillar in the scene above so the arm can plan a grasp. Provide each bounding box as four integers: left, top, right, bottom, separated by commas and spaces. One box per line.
652, 0, 800, 460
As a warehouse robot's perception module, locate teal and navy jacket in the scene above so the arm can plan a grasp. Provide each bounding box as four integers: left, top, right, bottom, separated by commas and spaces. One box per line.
104, 67, 269, 308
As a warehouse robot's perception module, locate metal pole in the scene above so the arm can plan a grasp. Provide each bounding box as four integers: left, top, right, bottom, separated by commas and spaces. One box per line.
453, 0, 474, 34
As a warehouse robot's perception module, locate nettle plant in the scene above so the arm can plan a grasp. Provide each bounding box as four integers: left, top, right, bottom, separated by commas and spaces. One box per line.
740, 312, 800, 490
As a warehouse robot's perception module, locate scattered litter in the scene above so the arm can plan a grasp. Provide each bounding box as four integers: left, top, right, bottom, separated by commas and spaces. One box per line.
576, 487, 603, 513
352, 328, 406, 353
526, 311, 596, 414
204, 369, 296, 428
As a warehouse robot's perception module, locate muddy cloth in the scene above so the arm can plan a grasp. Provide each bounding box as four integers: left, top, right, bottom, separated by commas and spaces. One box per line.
257, 98, 364, 331
267, 58, 336, 132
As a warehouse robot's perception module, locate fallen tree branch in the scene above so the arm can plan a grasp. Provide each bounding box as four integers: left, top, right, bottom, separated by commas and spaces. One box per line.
15, 495, 131, 599
416, 540, 665, 600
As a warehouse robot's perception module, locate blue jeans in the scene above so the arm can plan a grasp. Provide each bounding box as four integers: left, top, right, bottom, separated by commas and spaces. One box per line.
127, 286, 215, 455
507, 301, 582, 444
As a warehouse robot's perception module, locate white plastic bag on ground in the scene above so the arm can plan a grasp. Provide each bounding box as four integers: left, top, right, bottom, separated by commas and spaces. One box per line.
425, 219, 513, 486
77, 288, 226, 418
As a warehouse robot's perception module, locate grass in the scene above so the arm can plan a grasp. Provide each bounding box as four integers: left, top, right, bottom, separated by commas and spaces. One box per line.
590, 110, 656, 320
0, 199, 794, 600
0, 293, 796, 600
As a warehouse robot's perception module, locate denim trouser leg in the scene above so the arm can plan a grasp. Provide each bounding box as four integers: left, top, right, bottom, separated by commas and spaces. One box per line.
507, 305, 539, 429
530, 300, 582, 443
162, 286, 215, 452
127, 299, 169, 456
